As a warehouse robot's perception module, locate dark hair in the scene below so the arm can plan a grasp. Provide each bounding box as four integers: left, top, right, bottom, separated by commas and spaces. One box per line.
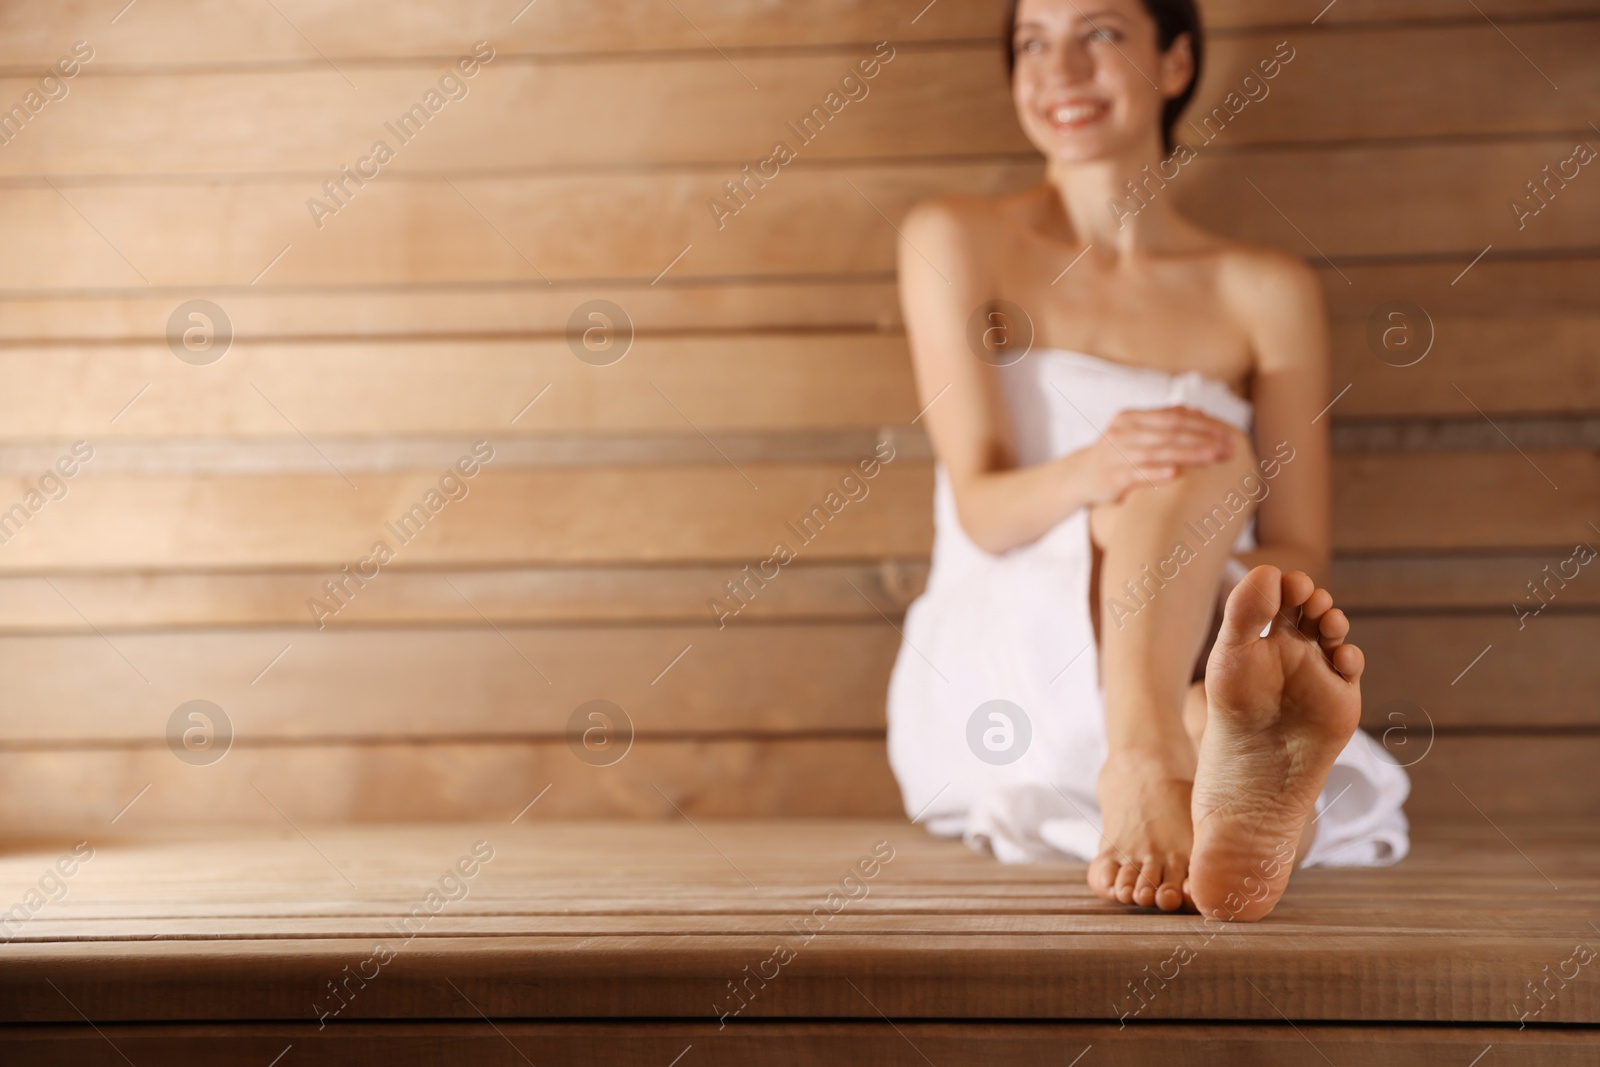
1004, 0, 1204, 155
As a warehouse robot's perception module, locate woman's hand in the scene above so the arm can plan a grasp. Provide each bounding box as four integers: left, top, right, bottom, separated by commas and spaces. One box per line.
1081, 405, 1237, 505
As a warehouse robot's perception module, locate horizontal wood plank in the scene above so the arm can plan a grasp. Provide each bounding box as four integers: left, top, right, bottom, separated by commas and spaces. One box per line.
0, 314, 1591, 444
0, 608, 1588, 740
0, 735, 1588, 833
1331, 314, 1600, 417
0, 738, 906, 831
0, 463, 932, 569
0, 259, 1592, 342
0, 623, 900, 742
0, 0, 1005, 67
0, 451, 1587, 571
5, 143, 1593, 289
1358, 614, 1600, 730
0, 0, 1590, 68
5, 25, 1595, 176
0, 51, 1028, 176
0, 336, 917, 440
0, 283, 906, 340
1332, 450, 1599, 552
0, 563, 930, 632
0, 555, 1589, 626
1335, 554, 1600, 610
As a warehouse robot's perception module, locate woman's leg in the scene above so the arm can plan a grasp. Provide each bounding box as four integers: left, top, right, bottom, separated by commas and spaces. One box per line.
1086, 424, 1260, 911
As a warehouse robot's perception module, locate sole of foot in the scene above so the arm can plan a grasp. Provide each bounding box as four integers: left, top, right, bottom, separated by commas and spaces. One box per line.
1188, 565, 1363, 923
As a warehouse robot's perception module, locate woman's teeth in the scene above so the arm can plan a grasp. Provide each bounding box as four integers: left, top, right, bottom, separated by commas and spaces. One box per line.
1053, 102, 1103, 125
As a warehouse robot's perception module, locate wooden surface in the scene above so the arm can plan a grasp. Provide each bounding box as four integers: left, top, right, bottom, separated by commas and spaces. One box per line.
0, 734, 1592, 832
0, 818, 1596, 1040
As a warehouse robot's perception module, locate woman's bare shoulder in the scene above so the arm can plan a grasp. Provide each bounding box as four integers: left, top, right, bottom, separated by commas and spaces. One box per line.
1210, 237, 1326, 369
901, 188, 1040, 260
1211, 238, 1321, 312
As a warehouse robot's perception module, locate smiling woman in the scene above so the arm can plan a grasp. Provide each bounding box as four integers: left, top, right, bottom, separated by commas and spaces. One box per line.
885, 0, 1410, 922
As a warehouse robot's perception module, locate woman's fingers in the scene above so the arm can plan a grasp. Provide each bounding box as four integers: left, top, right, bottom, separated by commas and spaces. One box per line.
1108, 408, 1236, 460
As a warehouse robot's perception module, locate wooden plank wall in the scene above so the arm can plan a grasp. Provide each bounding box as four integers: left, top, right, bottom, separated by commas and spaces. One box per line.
0, 0, 1595, 833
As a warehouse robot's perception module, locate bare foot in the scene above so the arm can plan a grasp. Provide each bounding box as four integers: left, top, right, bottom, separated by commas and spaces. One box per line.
1188, 566, 1363, 922
1089, 750, 1195, 912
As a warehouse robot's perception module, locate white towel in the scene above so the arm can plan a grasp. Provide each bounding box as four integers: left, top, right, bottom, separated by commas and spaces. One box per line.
886, 348, 1411, 870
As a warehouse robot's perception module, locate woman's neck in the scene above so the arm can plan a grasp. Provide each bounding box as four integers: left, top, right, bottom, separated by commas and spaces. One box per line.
1042, 137, 1186, 254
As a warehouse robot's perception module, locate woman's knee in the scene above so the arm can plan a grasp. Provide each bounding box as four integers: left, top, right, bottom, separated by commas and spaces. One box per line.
1093, 425, 1259, 535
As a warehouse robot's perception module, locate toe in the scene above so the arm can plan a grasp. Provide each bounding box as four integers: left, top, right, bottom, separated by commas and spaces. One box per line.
1318, 607, 1350, 649
1332, 641, 1365, 682
1089, 855, 1120, 900
1113, 859, 1143, 905
1218, 565, 1282, 645
1282, 570, 1316, 610
1131, 858, 1162, 908
1298, 587, 1334, 639
1156, 856, 1188, 912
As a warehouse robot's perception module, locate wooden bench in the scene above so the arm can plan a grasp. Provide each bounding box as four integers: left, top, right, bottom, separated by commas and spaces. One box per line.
1, 0, 1597, 1059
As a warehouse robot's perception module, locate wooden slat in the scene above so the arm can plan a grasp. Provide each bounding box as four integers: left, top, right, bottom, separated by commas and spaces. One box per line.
0, 451, 1588, 571
1, 0, 1591, 69
0, 51, 1028, 177
1, 817, 1596, 1026
0, 313, 1589, 443
1, 258, 1591, 341
1333, 450, 1599, 552
0, 735, 1590, 832
0, 558, 1580, 630
0, 464, 933, 570
6, 25, 1595, 177
0, 738, 906, 831
1215, 0, 1600, 25
1335, 555, 1600, 610
0, 165, 1036, 289
6, 142, 1593, 290
1, 1022, 1597, 1067
0, 563, 930, 631
0, 336, 915, 440
0, 282, 904, 341
0, 623, 899, 742
1333, 314, 1600, 417
1358, 615, 1600, 730
0, 607, 1588, 738
1325, 257, 1600, 318
0, 0, 1005, 67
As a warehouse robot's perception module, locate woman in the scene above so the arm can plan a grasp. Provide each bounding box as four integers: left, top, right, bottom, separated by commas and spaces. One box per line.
885, 0, 1409, 920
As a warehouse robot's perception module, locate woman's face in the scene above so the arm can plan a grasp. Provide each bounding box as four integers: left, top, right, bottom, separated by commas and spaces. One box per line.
1010, 0, 1192, 163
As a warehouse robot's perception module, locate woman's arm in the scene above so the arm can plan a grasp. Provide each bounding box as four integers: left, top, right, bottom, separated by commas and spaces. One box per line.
898, 198, 1234, 554
1225, 249, 1334, 587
